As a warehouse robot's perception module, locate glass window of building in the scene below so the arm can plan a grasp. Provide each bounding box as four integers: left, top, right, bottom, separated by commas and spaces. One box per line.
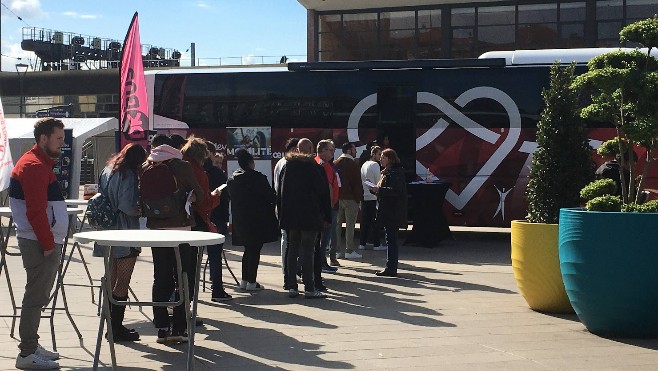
381, 11, 416, 59
518, 4, 558, 49
343, 13, 378, 60
559, 2, 586, 48
452, 27, 475, 58
319, 14, 342, 60
418, 9, 442, 59
477, 6, 515, 54
626, 0, 658, 22
596, 0, 624, 47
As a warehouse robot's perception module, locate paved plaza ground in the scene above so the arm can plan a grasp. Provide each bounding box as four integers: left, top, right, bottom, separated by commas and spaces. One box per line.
2, 226, 658, 370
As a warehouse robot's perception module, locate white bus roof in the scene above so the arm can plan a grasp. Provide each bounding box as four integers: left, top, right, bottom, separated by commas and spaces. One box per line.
479, 48, 658, 65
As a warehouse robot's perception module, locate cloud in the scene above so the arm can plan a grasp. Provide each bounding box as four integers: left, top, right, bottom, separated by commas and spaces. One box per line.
1, 42, 36, 71
196, 1, 210, 8
9, 0, 43, 19
62, 11, 99, 19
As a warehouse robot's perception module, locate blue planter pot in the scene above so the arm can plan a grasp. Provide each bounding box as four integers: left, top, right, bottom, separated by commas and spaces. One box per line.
559, 208, 658, 337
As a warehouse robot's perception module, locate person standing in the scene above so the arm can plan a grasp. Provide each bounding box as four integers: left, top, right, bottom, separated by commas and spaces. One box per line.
142, 136, 205, 344
274, 138, 299, 281
203, 143, 232, 301
278, 138, 331, 298
359, 145, 386, 251
227, 149, 279, 291
367, 149, 408, 277
334, 142, 363, 260
181, 136, 221, 316
10, 118, 66, 369
314, 139, 339, 276
94, 143, 146, 342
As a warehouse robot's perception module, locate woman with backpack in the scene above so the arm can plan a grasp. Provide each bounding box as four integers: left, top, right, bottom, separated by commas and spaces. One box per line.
227, 149, 279, 291
94, 143, 146, 341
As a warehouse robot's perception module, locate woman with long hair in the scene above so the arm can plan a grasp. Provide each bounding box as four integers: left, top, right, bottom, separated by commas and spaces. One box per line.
367, 148, 407, 277
181, 136, 221, 306
227, 149, 279, 291
95, 143, 146, 341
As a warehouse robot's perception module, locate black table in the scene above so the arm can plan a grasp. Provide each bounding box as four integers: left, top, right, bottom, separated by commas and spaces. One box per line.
405, 181, 452, 247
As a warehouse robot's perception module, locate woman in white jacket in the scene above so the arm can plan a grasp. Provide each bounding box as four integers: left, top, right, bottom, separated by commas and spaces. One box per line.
359, 146, 384, 250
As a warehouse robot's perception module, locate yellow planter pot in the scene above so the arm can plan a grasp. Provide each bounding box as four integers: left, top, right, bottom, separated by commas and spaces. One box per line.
511, 220, 573, 313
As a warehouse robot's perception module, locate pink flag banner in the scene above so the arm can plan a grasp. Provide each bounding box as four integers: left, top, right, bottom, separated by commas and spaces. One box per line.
120, 12, 149, 149
0, 98, 14, 191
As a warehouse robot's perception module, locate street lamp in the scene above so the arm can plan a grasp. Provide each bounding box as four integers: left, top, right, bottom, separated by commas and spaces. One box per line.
15, 63, 29, 118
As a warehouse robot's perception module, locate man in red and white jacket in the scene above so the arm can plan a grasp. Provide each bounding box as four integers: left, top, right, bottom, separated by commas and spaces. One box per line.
9, 118, 66, 370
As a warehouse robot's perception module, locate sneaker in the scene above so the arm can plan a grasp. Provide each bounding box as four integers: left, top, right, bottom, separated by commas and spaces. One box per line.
321, 264, 338, 273
344, 251, 363, 259
335, 253, 344, 259
329, 258, 341, 267
211, 290, 233, 302
156, 328, 169, 344
358, 244, 368, 250
373, 245, 387, 251
315, 284, 329, 292
288, 289, 299, 298
168, 328, 189, 343
239, 280, 248, 290
246, 282, 264, 291
35, 345, 59, 360
304, 290, 327, 299
16, 353, 59, 370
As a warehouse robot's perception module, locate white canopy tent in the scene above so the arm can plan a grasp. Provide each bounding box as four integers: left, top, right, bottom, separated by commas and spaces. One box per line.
5, 117, 118, 199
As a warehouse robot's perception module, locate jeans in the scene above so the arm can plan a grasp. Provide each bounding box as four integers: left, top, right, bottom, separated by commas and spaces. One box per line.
384, 226, 399, 272
285, 229, 318, 292
359, 200, 381, 247
336, 199, 359, 254
242, 243, 264, 283
280, 229, 288, 274
207, 222, 227, 291
320, 207, 338, 258
17, 238, 62, 356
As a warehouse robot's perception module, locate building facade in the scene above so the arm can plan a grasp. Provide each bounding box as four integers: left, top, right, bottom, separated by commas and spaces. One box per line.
298, 0, 658, 61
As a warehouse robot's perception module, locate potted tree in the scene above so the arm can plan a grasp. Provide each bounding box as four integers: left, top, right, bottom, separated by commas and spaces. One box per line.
559, 16, 658, 337
511, 62, 593, 313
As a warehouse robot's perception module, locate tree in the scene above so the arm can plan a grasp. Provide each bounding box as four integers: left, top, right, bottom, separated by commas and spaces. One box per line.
526, 62, 594, 223
574, 16, 658, 207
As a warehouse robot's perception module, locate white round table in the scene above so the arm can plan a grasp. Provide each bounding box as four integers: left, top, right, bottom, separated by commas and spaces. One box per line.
64, 199, 89, 207
73, 229, 224, 371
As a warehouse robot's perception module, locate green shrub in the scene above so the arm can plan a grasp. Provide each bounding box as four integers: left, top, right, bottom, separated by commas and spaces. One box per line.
596, 138, 629, 158
586, 195, 623, 211
580, 179, 617, 201
623, 200, 658, 212
525, 62, 594, 223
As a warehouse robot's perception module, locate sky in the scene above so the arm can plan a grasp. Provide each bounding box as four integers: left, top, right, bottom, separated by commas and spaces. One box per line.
0, 0, 308, 71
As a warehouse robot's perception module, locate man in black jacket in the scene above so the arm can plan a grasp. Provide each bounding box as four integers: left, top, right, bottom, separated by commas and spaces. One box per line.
277, 138, 331, 299
204, 142, 232, 301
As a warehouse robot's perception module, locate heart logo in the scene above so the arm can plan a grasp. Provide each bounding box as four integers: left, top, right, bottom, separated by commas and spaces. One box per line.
416, 87, 521, 209
346, 87, 521, 211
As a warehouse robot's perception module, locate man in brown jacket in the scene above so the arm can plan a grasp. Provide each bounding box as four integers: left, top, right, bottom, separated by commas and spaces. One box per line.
334, 142, 364, 259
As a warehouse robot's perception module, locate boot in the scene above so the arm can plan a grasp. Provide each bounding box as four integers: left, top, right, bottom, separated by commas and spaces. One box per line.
110, 295, 140, 342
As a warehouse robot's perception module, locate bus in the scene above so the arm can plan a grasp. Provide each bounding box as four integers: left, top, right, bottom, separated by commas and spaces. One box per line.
4, 48, 653, 227
144, 49, 658, 227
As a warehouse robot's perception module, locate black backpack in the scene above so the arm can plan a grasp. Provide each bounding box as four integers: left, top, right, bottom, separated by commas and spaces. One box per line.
140, 160, 185, 219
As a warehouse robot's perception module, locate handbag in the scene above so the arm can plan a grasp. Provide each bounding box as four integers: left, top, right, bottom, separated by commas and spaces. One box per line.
86, 173, 118, 230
